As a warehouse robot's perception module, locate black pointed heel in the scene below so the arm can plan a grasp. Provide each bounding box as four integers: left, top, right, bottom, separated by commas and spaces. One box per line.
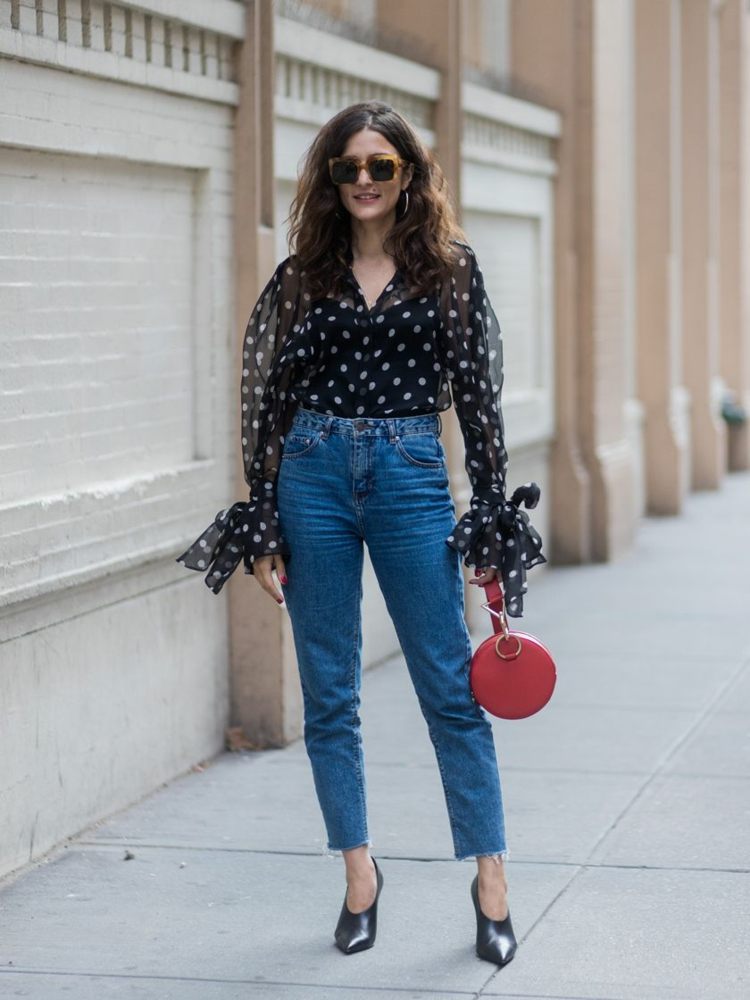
334, 856, 384, 954
471, 874, 517, 966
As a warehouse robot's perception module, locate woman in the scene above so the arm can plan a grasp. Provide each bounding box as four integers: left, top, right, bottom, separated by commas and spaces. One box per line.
176, 100, 546, 966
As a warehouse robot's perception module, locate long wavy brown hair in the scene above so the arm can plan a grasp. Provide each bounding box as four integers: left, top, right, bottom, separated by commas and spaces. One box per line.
286, 101, 468, 300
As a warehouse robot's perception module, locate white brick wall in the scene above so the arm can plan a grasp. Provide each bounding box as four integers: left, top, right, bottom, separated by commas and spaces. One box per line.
1, 148, 196, 502
0, 3, 240, 879
0, 58, 236, 607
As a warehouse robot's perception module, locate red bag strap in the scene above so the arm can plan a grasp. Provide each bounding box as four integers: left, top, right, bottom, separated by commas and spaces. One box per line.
480, 577, 508, 636
479, 576, 525, 660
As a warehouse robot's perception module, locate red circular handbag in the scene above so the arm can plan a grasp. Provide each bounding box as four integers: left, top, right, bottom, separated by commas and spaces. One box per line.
469, 578, 556, 720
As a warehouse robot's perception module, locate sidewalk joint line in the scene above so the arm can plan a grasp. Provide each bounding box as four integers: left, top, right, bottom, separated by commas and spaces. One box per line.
0, 967, 479, 995
69, 842, 750, 874
582, 651, 750, 865
477, 865, 585, 996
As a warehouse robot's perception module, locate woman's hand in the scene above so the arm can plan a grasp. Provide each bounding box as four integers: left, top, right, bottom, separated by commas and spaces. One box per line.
253, 554, 287, 605
468, 566, 497, 587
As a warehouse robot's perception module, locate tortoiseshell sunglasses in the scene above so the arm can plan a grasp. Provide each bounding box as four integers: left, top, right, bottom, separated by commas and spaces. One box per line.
328, 153, 410, 185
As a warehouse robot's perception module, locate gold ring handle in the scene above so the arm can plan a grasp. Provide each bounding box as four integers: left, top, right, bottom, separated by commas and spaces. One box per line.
495, 634, 523, 660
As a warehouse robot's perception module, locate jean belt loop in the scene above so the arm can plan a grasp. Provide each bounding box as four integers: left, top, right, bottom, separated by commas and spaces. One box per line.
386, 417, 396, 442
323, 415, 334, 440
436, 412, 442, 436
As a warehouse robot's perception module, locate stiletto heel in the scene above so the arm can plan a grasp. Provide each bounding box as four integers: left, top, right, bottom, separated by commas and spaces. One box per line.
334, 856, 384, 954
471, 874, 517, 966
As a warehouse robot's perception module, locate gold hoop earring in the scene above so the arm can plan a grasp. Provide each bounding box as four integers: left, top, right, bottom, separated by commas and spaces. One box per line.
398, 189, 410, 218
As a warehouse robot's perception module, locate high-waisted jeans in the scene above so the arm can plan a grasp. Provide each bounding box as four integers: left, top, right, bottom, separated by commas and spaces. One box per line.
276, 404, 508, 861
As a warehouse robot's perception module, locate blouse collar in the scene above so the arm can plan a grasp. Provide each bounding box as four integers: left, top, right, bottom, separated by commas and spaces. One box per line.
342, 250, 403, 301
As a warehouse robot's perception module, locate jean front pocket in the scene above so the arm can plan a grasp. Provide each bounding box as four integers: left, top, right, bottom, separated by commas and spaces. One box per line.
281, 428, 323, 460
394, 431, 445, 469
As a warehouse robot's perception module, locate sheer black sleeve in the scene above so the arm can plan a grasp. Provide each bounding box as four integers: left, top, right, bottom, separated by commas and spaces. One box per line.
176, 255, 313, 592
439, 241, 547, 616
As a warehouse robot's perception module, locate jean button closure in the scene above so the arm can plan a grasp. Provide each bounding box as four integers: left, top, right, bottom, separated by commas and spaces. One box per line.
355, 419, 365, 431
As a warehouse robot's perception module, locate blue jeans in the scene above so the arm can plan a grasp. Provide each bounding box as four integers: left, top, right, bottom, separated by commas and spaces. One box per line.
276, 405, 508, 861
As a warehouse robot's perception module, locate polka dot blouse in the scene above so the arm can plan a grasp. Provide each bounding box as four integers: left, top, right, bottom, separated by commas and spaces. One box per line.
176, 239, 546, 617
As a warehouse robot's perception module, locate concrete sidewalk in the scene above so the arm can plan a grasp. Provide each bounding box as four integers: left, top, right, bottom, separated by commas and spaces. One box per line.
1, 473, 749, 1000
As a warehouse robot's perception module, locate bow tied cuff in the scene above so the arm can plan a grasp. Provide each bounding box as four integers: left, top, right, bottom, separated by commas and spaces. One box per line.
510, 481, 541, 509
175, 491, 290, 594
444, 481, 547, 617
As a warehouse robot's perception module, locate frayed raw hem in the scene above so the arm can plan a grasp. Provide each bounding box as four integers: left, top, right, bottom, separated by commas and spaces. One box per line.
321, 838, 374, 857
457, 848, 510, 862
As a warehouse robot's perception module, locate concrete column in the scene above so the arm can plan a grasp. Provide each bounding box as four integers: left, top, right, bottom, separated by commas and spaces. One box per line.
229, 1, 302, 748
634, 0, 690, 514
718, 0, 750, 471
377, 0, 515, 631
376, 0, 471, 556
377, 0, 462, 207
512, 0, 637, 561
681, 0, 726, 490
511, 0, 590, 563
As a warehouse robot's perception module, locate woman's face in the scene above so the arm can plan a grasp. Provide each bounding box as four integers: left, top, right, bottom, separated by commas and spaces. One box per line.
335, 128, 413, 225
